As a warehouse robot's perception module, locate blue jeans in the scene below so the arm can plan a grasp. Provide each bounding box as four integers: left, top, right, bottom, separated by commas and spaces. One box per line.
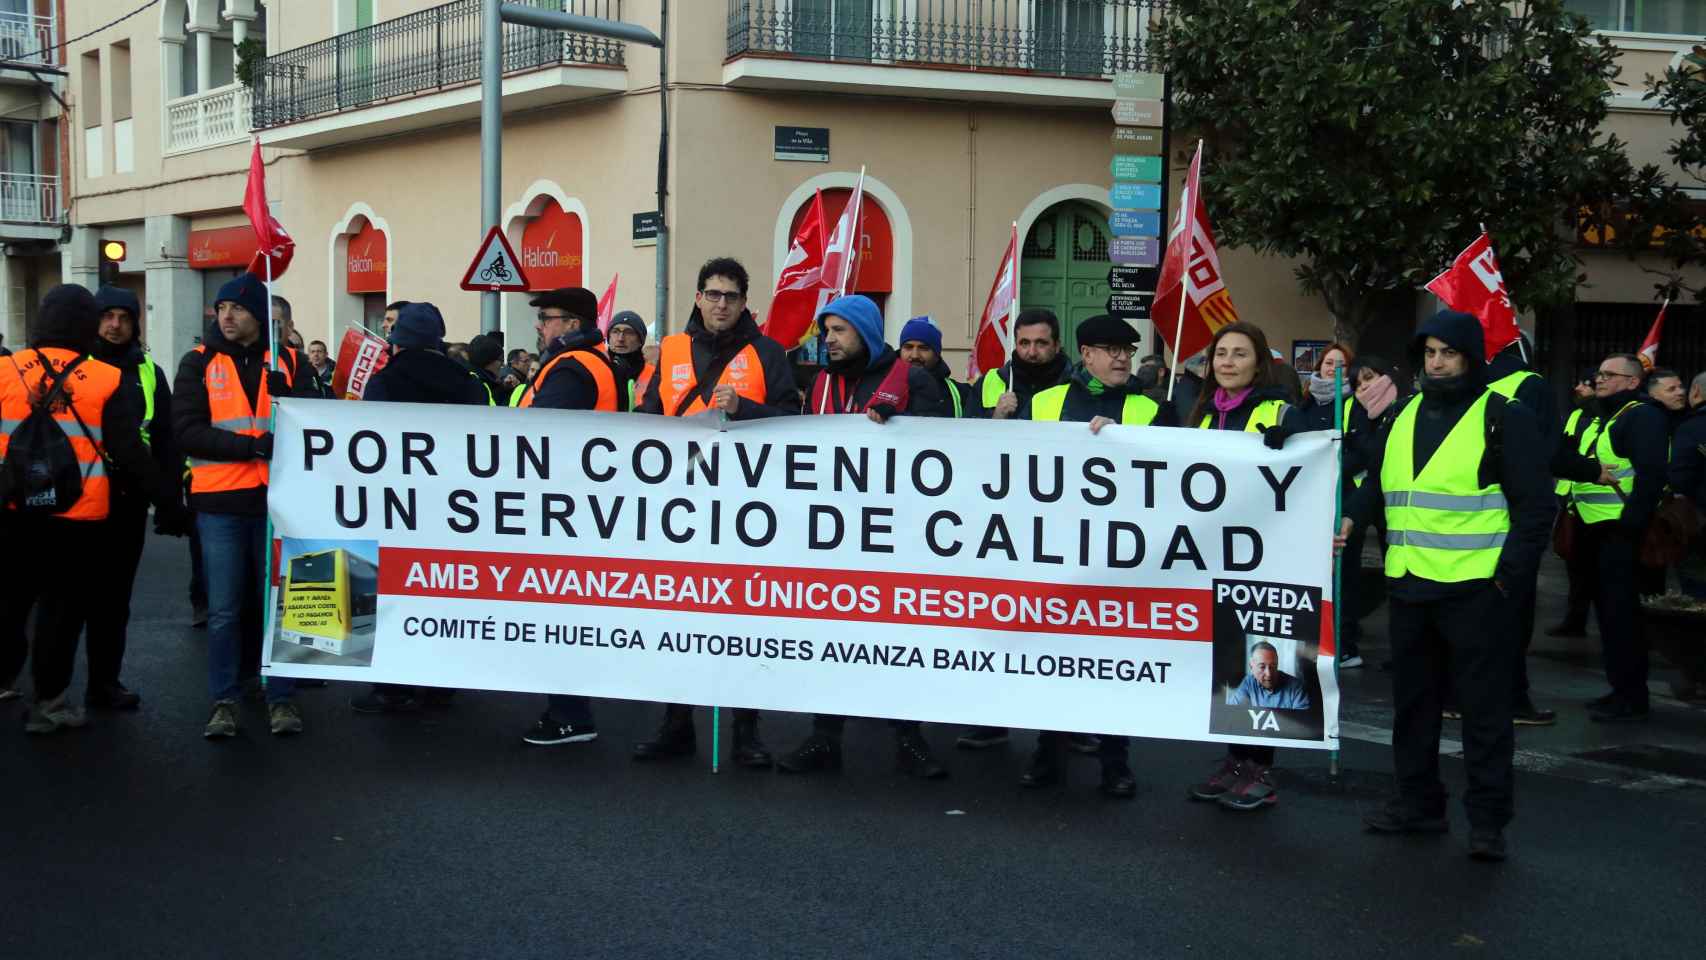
198, 512, 293, 705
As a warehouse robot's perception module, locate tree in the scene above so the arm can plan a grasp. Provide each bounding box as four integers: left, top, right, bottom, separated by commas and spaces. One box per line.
1611, 48, 1706, 303
1157, 0, 1629, 346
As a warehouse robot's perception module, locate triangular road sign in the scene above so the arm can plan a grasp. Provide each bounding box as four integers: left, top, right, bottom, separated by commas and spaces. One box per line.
460, 225, 531, 292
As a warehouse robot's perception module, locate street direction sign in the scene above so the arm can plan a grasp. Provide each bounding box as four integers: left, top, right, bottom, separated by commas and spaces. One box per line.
1111, 154, 1162, 182
1108, 237, 1160, 267
1111, 127, 1163, 154
1112, 71, 1164, 99
1109, 183, 1162, 210
1108, 210, 1162, 237
1111, 98, 1163, 127
1107, 292, 1155, 321
1108, 265, 1160, 292
460, 225, 531, 292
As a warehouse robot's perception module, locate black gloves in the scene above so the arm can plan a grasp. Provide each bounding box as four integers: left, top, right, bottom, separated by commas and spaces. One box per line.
251, 432, 274, 461
153, 504, 193, 538
1258, 422, 1293, 450
266, 370, 293, 399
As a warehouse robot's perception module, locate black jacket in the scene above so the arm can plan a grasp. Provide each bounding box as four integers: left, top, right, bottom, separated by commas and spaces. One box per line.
1486, 346, 1560, 457
523, 326, 627, 412
364, 349, 491, 407
94, 339, 181, 507
173, 323, 318, 515
921, 357, 977, 418
973, 352, 1071, 416
305, 362, 336, 399
471, 365, 514, 406
1349, 311, 1553, 598
636, 309, 799, 419
813, 346, 944, 418
1671, 406, 1706, 510
1552, 389, 1671, 534
1019, 363, 1180, 426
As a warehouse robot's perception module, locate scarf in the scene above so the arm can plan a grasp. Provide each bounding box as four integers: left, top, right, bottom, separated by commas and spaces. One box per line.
1307, 372, 1340, 405
1355, 374, 1397, 420
1212, 385, 1252, 430
811, 359, 911, 416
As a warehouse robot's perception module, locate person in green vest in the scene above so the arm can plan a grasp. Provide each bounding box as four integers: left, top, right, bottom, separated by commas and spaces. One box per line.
976, 308, 1071, 420
1339, 309, 1553, 862
1018, 314, 1177, 429
898, 316, 975, 417
1551, 351, 1670, 723
1548, 380, 1600, 638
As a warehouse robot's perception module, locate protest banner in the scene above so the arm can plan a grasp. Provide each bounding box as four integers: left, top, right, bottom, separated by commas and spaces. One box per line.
264, 402, 1341, 749
329, 327, 389, 400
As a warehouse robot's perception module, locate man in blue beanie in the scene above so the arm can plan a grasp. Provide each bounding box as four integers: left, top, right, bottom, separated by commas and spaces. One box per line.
898, 316, 975, 418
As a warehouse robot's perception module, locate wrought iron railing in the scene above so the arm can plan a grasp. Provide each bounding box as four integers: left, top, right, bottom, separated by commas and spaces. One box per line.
0, 10, 56, 66
252, 0, 624, 131
0, 171, 60, 225
727, 1, 1164, 77
165, 83, 253, 153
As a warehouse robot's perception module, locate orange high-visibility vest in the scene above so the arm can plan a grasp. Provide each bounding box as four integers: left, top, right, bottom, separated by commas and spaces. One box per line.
655, 334, 766, 416
0, 347, 121, 521
187, 345, 292, 496
516, 347, 621, 411
636, 363, 656, 398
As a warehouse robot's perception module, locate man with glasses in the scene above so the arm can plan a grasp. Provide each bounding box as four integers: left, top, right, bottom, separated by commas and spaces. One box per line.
631, 257, 800, 769
1553, 353, 1669, 722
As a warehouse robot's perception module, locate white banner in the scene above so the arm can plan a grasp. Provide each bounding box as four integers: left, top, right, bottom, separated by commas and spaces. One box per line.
264, 400, 1342, 749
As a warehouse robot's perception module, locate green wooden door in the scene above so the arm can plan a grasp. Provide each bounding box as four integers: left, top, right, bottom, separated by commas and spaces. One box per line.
1020, 202, 1116, 359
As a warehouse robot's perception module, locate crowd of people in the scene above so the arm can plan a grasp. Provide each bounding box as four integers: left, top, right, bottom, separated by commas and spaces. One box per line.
4, 253, 1701, 865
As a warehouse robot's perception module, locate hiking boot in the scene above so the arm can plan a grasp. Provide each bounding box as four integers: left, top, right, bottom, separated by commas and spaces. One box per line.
955, 725, 1009, 750
632, 704, 696, 761
1363, 799, 1448, 835
24, 694, 88, 734
777, 734, 842, 773
1217, 761, 1278, 811
86, 682, 142, 710
1188, 754, 1243, 802
896, 731, 947, 779
1099, 760, 1137, 799
268, 701, 304, 736
732, 716, 774, 769
203, 700, 238, 739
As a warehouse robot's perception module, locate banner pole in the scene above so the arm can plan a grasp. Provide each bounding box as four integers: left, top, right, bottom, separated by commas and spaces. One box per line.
711, 705, 720, 774
1165, 140, 1202, 404
1330, 365, 1344, 780
261, 252, 280, 694
1003, 221, 1018, 396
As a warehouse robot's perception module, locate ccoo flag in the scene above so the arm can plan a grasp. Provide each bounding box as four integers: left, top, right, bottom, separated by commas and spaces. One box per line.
1152, 141, 1239, 361
763, 189, 829, 349
243, 139, 294, 278
1425, 232, 1521, 360
1638, 300, 1668, 370
968, 223, 1019, 380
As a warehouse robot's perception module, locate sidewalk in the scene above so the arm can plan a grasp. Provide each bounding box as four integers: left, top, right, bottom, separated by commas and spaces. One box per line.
1334, 551, 1706, 792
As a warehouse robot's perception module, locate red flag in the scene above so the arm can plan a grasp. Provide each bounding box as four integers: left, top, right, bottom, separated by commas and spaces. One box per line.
1425, 232, 1521, 360
330, 326, 390, 400
823, 169, 866, 298
968, 223, 1019, 380
762, 189, 829, 349
1152, 142, 1239, 361
596, 274, 619, 333
1638, 301, 1667, 370
242, 139, 294, 278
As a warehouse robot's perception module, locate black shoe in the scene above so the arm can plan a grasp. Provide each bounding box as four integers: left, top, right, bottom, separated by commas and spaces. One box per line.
1468, 828, 1508, 862
1100, 762, 1136, 799
732, 719, 774, 769
521, 716, 598, 746
955, 725, 1009, 750
1019, 746, 1063, 788
1067, 733, 1100, 755
1512, 701, 1557, 726
896, 732, 947, 779
777, 734, 842, 773
1588, 698, 1650, 723
633, 706, 696, 761
85, 682, 140, 711
351, 688, 420, 714
1363, 800, 1449, 835
1584, 691, 1617, 709
1545, 621, 1587, 638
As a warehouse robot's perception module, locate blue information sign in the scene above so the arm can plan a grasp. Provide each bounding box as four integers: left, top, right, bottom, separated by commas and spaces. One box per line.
1108, 211, 1162, 237
1109, 183, 1162, 210
1108, 237, 1160, 267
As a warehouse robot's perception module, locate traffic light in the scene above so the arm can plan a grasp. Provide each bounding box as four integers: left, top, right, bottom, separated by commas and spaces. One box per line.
100, 240, 126, 285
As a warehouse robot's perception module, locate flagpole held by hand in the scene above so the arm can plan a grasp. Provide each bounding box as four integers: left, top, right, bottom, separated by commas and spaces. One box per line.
1165, 140, 1205, 404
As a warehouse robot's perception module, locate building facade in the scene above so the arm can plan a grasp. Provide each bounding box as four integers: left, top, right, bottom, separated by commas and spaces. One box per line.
58, 0, 1706, 380
1, 0, 66, 353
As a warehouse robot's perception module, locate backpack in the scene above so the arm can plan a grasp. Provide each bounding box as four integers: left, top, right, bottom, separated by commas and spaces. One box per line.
1, 353, 98, 515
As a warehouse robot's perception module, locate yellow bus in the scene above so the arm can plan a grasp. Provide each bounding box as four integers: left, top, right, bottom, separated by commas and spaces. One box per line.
279, 548, 378, 657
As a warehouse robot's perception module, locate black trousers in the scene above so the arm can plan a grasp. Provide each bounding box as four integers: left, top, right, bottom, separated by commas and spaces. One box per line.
813, 714, 922, 737
1562, 504, 1597, 628
1229, 744, 1275, 765
1, 516, 99, 703
1585, 522, 1649, 708
1036, 729, 1130, 765
1509, 570, 1539, 704
1389, 583, 1514, 830
0, 514, 21, 688
83, 497, 149, 690
1340, 523, 1367, 649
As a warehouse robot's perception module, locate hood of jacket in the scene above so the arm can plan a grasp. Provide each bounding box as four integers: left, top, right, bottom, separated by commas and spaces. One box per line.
29, 284, 100, 353
818, 295, 886, 369
1409, 309, 1488, 388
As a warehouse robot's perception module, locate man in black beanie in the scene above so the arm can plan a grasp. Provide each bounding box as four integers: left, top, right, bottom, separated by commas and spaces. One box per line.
606, 309, 650, 403
466, 332, 510, 405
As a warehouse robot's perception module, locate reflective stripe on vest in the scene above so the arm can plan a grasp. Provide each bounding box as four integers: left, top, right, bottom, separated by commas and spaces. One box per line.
655, 335, 766, 416
1556, 408, 1586, 496
1574, 401, 1642, 523
0, 347, 121, 520
1380, 391, 1509, 583
515, 348, 621, 411
980, 369, 1007, 408
1029, 384, 1159, 425
1486, 369, 1537, 402
947, 380, 963, 418
469, 370, 495, 406
1198, 398, 1286, 432
188, 346, 287, 497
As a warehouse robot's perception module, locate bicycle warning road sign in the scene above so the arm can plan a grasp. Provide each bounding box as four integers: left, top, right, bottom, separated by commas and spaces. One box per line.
460, 226, 532, 292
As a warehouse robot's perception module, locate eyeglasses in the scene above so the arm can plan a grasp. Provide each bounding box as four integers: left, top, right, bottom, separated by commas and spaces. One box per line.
537, 312, 571, 323
1594, 369, 1635, 381
1089, 344, 1137, 359
699, 290, 743, 304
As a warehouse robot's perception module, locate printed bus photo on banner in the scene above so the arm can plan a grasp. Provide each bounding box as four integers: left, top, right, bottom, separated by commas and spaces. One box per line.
263, 402, 1343, 749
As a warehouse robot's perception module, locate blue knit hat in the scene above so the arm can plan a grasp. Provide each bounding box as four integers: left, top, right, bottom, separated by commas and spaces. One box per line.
214, 273, 270, 326
898, 316, 942, 355
818, 294, 885, 367
389, 301, 447, 351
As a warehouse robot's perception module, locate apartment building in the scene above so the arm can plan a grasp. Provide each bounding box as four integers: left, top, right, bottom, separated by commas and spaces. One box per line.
58, 1, 1706, 380
0, 0, 66, 350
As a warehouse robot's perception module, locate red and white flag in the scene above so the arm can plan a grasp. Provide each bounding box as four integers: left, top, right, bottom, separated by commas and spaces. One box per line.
1425, 232, 1521, 360
596, 273, 619, 333
243, 139, 294, 279
330, 326, 389, 400
762, 189, 829, 349
1152, 142, 1239, 361
1638, 300, 1668, 370
822, 169, 866, 299
968, 223, 1020, 380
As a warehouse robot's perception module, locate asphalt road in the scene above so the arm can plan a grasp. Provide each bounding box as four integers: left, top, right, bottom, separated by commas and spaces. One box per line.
3, 532, 1703, 959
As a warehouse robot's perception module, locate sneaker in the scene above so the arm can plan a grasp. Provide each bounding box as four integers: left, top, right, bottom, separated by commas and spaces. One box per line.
203, 700, 238, 739
1217, 762, 1278, 811
1512, 702, 1557, 726
0, 687, 21, 703
1338, 653, 1364, 669
351, 688, 420, 714
1188, 755, 1243, 802
86, 682, 142, 710
776, 733, 842, 773
521, 715, 598, 746
895, 732, 948, 779
268, 701, 304, 736
955, 725, 1009, 750
1066, 733, 1101, 755
190, 604, 209, 628
24, 694, 88, 734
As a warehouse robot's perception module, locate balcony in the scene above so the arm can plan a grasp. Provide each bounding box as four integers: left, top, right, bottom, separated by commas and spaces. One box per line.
165, 83, 253, 155
0, 8, 56, 79
253, 0, 627, 151
725, 1, 1164, 105
0, 171, 62, 240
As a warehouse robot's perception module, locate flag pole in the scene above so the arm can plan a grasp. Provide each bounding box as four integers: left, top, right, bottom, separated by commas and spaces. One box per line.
1003, 221, 1019, 392
1477, 222, 1529, 364
1165, 140, 1204, 403
1330, 364, 1344, 781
